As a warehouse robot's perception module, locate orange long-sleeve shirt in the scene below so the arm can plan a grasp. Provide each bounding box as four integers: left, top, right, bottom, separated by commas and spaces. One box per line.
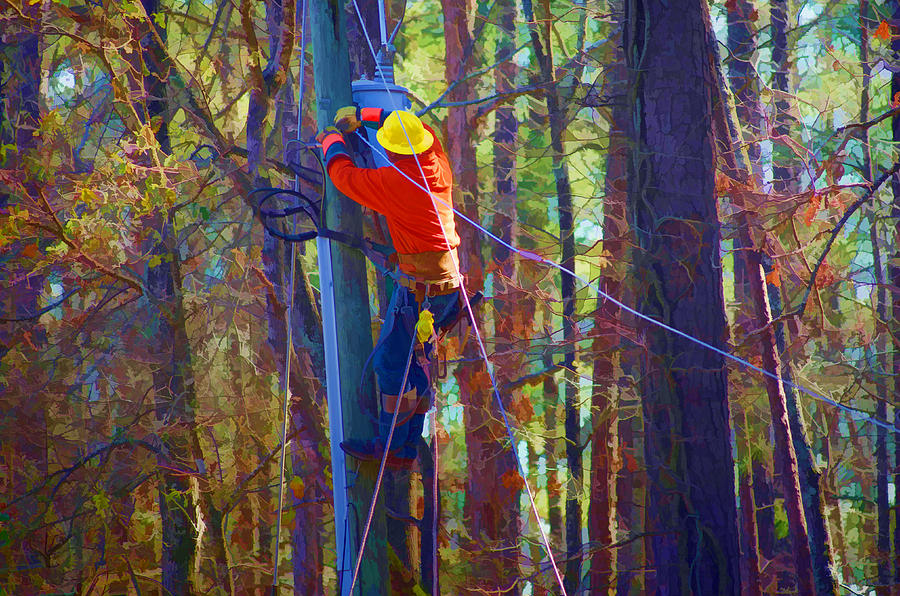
325, 123, 460, 257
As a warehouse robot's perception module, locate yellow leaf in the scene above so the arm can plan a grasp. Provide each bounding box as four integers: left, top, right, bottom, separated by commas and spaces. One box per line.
289, 476, 304, 499
148, 255, 162, 268
80, 187, 99, 205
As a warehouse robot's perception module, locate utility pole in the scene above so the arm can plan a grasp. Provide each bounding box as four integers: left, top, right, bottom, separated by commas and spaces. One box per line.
310, 0, 387, 592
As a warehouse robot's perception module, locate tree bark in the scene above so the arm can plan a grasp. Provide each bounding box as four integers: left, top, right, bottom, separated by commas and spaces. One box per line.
739, 472, 763, 596
132, 2, 201, 592
720, 2, 836, 592
439, 0, 518, 593
770, 0, 799, 193
0, 2, 45, 590
858, 4, 892, 593
591, 20, 627, 594
891, 3, 900, 591
521, 0, 582, 588
277, 52, 328, 596
489, 0, 524, 589
623, 0, 742, 593
542, 369, 563, 595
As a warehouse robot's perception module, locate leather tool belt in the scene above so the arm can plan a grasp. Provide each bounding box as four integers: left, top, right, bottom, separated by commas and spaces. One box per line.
395, 248, 461, 297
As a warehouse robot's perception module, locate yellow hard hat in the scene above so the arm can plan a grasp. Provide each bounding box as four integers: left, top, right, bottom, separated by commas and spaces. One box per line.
376, 110, 434, 155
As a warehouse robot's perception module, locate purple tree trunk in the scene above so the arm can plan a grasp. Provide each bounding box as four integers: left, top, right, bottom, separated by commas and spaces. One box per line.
623, 0, 742, 592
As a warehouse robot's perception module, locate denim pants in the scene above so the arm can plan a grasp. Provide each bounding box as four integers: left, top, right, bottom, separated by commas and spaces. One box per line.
373, 284, 461, 400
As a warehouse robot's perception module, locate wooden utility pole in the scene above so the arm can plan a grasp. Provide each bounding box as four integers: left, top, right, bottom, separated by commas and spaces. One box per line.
310, 0, 387, 592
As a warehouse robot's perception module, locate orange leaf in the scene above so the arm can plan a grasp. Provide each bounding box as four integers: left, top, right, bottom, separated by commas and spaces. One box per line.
510, 393, 534, 423
500, 470, 524, 492
815, 262, 835, 289
21, 243, 40, 259
803, 193, 820, 226
875, 20, 891, 41
765, 267, 781, 288
892, 91, 900, 109
832, 60, 841, 71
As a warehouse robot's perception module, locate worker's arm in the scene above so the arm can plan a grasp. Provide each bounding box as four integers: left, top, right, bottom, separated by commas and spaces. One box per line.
360, 107, 390, 128
320, 131, 397, 215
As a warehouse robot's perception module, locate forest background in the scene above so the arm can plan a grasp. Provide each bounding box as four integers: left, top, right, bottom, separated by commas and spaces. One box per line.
2, 0, 900, 594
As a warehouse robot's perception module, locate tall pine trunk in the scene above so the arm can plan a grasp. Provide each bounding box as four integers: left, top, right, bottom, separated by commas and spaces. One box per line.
490, 0, 524, 589
857, 3, 892, 592
243, 0, 301, 589
0, 2, 45, 590
890, 4, 900, 590
440, 0, 516, 592
521, 0, 582, 588
130, 2, 201, 591
277, 53, 328, 595
623, 0, 742, 592
591, 22, 627, 594
722, 2, 834, 592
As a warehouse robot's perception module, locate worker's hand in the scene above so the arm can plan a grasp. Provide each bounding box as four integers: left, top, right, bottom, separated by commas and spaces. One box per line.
315, 126, 342, 145
333, 106, 361, 133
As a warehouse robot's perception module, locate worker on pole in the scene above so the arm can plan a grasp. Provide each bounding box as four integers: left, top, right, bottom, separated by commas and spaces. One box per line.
317, 106, 462, 468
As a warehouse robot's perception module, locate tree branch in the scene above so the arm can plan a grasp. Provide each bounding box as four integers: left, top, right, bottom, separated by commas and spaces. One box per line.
792, 160, 900, 320
0, 286, 82, 322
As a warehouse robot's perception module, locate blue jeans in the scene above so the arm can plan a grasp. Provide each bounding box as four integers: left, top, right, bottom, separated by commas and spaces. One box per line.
373, 284, 461, 399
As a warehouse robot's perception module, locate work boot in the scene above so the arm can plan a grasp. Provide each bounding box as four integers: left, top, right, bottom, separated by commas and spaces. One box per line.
339, 439, 415, 470
339, 389, 418, 469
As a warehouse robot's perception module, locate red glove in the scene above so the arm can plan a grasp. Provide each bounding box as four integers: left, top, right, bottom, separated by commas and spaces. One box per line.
316, 126, 350, 166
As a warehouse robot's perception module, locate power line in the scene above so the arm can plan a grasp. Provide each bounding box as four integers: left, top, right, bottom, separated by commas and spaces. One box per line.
353, 130, 898, 436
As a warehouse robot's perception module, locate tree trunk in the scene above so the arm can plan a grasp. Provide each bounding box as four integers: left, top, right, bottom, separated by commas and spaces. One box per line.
623, 0, 742, 593
133, 2, 200, 591
858, 4, 893, 593
440, 0, 516, 593
891, 3, 900, 590
0, 3, 45, 590
739, 472, 763, 596
242, 0, 306, 590
719, 4, 834, 591
278, 49, 328, 596
591, 23, 627, 594
489, 0, 524, 589
542, 370, 563, 596
521, 1, 582, 589
770, 0, 799, 193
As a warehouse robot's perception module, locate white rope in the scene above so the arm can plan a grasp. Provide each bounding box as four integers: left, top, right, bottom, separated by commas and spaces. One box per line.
347, 330, 419, 595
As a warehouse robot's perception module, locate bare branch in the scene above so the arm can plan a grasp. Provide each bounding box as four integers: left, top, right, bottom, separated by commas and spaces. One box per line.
792, 160, 900, 320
